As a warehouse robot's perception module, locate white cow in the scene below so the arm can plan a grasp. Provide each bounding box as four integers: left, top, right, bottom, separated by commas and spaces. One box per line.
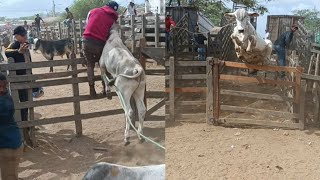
225, 8, 273, 65
99, 23, 146, 145
82, 162, 165, 180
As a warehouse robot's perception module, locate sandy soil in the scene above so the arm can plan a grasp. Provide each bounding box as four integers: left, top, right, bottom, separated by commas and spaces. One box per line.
2, 51, 165, 180
166, 123, 320, 179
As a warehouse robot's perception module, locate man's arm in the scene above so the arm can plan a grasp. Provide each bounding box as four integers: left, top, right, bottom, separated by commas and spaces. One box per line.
5, 42, 19, 57
40, 17, 45, 23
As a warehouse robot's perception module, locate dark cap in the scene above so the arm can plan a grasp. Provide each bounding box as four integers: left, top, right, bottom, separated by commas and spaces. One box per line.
107, 1, 119, 11
65, 7, 69, 11
13, 26, 27, 36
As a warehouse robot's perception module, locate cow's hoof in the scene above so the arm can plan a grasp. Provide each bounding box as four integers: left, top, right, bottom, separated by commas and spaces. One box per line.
106, 90, 112, 100
124, 141, 130, 146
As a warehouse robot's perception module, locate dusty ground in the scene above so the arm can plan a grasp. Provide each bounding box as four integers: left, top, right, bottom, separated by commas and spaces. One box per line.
166, 75, 320, 179
1, 50, 165, 180
166, 123, 320, 179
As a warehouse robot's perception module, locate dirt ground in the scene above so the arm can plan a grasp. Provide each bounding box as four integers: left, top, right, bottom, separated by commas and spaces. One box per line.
166, 78, 320, 179
166, 123, 320, 179
2, 51, 165, 180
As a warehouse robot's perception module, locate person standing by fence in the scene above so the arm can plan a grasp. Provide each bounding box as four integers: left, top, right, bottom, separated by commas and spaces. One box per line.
34, 14, 44, 37
165, 12, 176, 52
193, 25, 207, 61
273, 24, 298, 78
64, 8, 74, 30
0, 72, 23, 180
82, 1, 119, 97
5, 26, 44, 146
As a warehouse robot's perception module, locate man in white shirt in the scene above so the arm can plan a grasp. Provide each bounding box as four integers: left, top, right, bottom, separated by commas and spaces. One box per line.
127, 0, 137, 17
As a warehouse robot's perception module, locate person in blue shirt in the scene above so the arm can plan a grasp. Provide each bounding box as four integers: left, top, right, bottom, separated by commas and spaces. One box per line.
273, 24, 298, 78
0, 72, 23, 180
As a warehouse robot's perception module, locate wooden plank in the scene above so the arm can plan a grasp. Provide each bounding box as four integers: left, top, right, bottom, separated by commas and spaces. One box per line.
311, 49, 320, 54
165, 87, 206, 93
9, 76, 101, 90
165, 60, 207, 67
165, 100, 206, 106
221, 89, 294, 102
219, 118, 300, 129
299, 80, 306, 130
15, 91, 164, 109
302, 73, 320, 81
7, 69, 86, 82
0, 58, 85, 71
165, 74, 206, 80
17, 111, 163, 128
220, 74, 296, 86
207, 58, 214, 124
146, 99, 165, 116
221, 105, 299, 119
176, 113, 206, 121
223, 61, 299, 73
169, 56, 175, 121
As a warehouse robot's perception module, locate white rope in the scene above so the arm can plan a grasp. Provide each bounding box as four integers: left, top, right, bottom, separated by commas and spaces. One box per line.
102, 74, 166, 150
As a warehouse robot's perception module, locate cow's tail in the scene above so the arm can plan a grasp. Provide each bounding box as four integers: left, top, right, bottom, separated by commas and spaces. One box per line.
108, 65, 143, 86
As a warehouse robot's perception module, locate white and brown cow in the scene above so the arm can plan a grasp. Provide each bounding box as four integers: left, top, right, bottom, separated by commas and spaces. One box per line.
225, 8, 273, 66
82, 162, 165, 180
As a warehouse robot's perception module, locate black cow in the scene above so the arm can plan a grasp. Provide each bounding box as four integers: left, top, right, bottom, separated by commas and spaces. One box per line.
34, 38, 76, 72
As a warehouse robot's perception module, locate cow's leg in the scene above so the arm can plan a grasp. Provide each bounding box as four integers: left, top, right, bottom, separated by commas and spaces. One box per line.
66, 53, 70, 70
115, 86, 135, 146
231, 34, 242, 51
49, 58, 54, 73
100, 62, 112, 100
133, 82, 146, 143
87, 61, 96, 96
246, 35, 256, 52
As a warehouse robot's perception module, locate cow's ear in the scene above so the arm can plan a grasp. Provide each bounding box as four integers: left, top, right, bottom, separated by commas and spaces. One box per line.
224, 12, 235, 18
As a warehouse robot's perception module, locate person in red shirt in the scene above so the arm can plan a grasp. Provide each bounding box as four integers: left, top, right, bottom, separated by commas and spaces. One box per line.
82, 1, 119, 97
165, 13, 176, 52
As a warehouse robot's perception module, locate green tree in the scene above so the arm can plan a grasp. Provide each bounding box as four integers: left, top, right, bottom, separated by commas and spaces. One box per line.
292, 8, 320, 32
168, 0, 272, 25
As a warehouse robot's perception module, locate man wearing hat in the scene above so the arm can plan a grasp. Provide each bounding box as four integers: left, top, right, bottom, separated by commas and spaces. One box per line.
5, 26, 44, 146
64, 8, 74, 29
34, 14, 44, 37
82, 1, 119, 97
273, 24, 298, 78
165, 12, 176, 52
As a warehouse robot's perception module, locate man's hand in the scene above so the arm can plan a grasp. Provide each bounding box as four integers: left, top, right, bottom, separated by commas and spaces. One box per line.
18, 43, 28, 54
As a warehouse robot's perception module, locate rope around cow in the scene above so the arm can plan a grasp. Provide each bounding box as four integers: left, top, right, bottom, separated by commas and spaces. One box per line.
102, 74, 166, 150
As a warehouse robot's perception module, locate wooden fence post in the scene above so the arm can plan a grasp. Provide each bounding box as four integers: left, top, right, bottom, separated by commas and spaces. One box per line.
119, 16, 124, 41
169, 56, 175, 121
79, 19, 84, 57
300, 79, 306, 130
131, 15, 136, 53
71, 61, 82, 136
72, 20, 78, 54
141, 14, 146, 38
155, 13, 159, 47
23, 51, 36, 147
213, 58, 220, 124
58, 22, 62, 39
206, 57, 214, 124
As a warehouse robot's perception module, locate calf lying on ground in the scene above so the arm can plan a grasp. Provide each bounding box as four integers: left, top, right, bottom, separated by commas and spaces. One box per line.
82, 162, 165, 180
33, 38, 77, 72
100, 23, 146, 145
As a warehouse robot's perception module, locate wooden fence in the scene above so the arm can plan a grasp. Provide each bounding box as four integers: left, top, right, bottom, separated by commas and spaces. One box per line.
0, 53, 165, 146
38, 14, 166, 56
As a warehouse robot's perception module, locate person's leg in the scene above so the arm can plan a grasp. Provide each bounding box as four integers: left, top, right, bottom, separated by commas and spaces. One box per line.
18, 89, 28, 122
166, 32, 170, 52
0, 145, 23, 180
274, 45, 286, 77
83, 42, 97, 96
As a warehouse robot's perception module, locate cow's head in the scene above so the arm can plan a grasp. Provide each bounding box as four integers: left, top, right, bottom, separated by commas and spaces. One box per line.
33, 38, 40, 51
224, 8, 259, 33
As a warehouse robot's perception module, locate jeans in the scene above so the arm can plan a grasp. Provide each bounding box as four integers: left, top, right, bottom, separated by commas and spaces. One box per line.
198, 47, 206, 61
166, 32, 170, 52
63, 19, 72, 29
273, 45, 286, 77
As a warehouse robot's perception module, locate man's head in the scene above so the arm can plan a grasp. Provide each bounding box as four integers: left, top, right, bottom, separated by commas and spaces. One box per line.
65, 8, 69, 12
0, 73, 8, 96
265, 29, 268, 33
107, 1, 119, 12
36, 14, 39, 17
13, 26, 27, 43
166, 12, 171, 18
291, 24, 298, 32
